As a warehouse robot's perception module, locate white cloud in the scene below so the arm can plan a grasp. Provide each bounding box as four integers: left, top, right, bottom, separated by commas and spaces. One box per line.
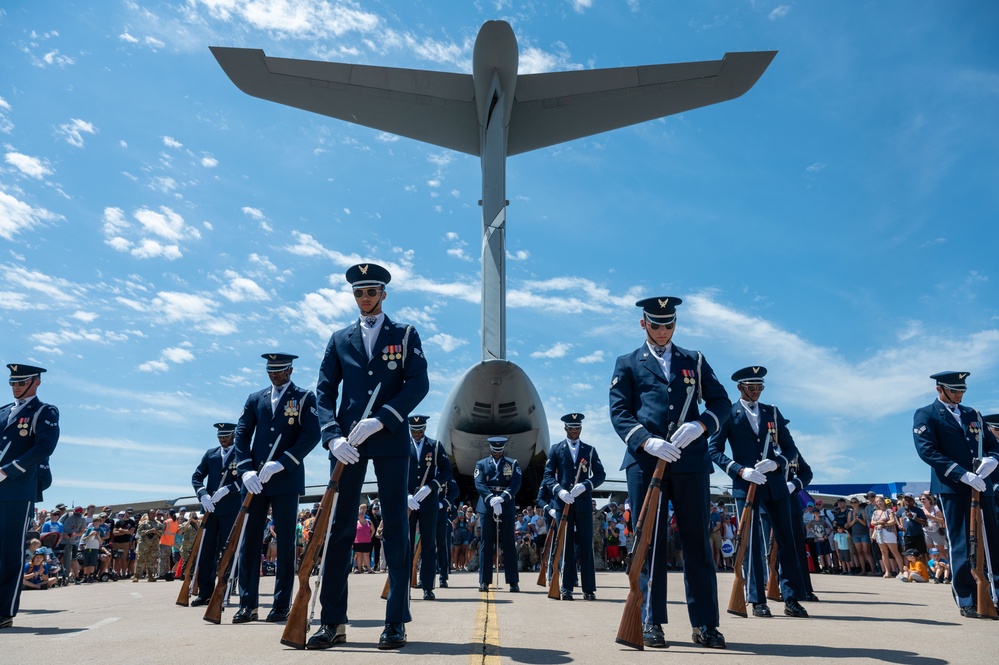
769, 5, 791, 20
151, 291, 218, 322
218, 270, 270, 302
576, 350, 605, 364
426, 333, 468, 353
280, 288, 358, 338
5, 151, 53, 179
71, 310, 98, 322
36, 50, 75, 68
242, 207, 265, 221
162, 136, 183, 148
531, 342, 572, 359
56, 118, 96, 148
119, 32, 139, 43
162, 346, 195, 363
447, 247, 473, 262
191, 0, 381, 40
571, 0, 594, 13
0, 96, 12, 134
130, 238, 183, 260
507, 249, 529, 261
0, 188, 61, 239
2, 264, 84, 305
138, 359, 170, 373
145, 36, 166, 49
201, 155, 218, 168
30, 327, 131, 348
806, 162, 827, 173
102, 206, 200, 258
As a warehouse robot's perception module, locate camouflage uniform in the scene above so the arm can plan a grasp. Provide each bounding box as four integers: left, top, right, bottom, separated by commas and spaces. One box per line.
133, 516, 163, 582
177, 519, 198, 570
593, 512, 607, 571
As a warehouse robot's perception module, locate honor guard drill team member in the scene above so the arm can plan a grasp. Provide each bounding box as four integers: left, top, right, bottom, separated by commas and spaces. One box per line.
912, 371, 999, 619
609, 297, 731, 649
233, 353, 320, 624
474, 436, 523, 593
312, 263, 429, 650
987, 414, 999, 516
406, 414, 453, 599
708, 367, 809, 619
542, 413, 606, 600
437, 477, 459, 588
1, 364, 59, 629
189, 422, 243, 607
775, 446, 820, 602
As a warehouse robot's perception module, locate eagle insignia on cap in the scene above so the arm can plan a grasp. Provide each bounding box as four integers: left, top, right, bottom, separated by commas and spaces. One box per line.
10, 365, 17, 371
268, 354, 277, 360
959, 373, 968, 379
752, 367, 761, 374
572, 414, 578, 420
359, 264, 369, 275
658, 298, 669, 308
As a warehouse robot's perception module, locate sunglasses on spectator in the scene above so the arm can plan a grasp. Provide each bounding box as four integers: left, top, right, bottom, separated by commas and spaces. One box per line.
353, 288, 382, 298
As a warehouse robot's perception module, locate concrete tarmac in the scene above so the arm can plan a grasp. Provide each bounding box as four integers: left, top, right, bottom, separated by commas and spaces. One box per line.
5, 567, 994, 664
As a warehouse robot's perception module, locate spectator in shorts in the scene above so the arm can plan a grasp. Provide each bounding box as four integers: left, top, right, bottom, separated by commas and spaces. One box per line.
807, 507, 833, 572
846, 498, 875, 574
927, 547, 951, 584
832, 526, 851, 574
919, 493, 948, 561
897, 493, 928, 564
899, 548, 929, 583
22, 553, 56, 590
80, 516, 104, 583
353, 504, 373, 573
871, 496, 906, 577
60, 506, 88, 584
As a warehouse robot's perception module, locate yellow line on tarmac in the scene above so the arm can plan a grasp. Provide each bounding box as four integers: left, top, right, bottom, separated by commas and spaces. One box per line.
470, 587, 501, 665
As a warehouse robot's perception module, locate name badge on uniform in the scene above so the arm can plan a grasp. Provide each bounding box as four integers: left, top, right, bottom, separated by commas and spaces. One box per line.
681, 369, 695, 385
284, 399, 299, 425
382, 345, 402, 370
17, 417, 29, 437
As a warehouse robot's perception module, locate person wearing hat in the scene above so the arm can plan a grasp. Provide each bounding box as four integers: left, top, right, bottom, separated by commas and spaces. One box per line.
708, 367, 809, 619
311, 263, 429, 650
912, 371, 999, 618
473, 436, 523, 593
436, 477, 460, 589
188, 422, 243, 607
1, 363, 59, 629
406, 414, 453, 599
232, 353, 320, 624
542, 413, 607, 600
609, 297, 732, 649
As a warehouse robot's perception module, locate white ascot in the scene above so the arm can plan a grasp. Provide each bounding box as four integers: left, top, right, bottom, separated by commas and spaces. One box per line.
359, 313, 385, 360
740, 399, 761, 435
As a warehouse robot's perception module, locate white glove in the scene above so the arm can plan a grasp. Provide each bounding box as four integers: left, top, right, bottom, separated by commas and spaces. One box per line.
740, 467, 767, 485
211, 485, 230, 504
489, 496, 504, 508
755, 459, 778, 474
570, 483, 586, 498
438, 502, 444, 509
414, 485, 432, 503
960, 471, 987, 492
558, 489, 575, 505
976, 457, 998, 480
200, 495, 215, 514
407, 495, 420, 511
549, 509, 556, 518
492, 502, 503, 516
259, 461, 284, 483
670, 422, 704, 449
347, 418, 383, 447
786, 481, 796, 494
242, 471, 263, 495
331, 437, 359, 465
644, 437, 681, 462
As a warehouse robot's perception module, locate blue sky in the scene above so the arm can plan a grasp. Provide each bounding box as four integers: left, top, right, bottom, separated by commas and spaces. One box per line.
2, 1, 998, 508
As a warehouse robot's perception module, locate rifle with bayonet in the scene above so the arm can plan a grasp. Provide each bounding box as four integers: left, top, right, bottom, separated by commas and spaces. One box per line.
548, 454, 589, 599
176, 513, 207, 606
728, 482, 758, 617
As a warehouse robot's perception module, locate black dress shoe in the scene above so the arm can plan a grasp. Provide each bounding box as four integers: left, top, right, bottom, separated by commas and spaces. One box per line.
479, 583, 488, 592
423, 589, 436, 600
0, 616, 13, 629
642, 623, 667, 648
692, 626, 726, 649
784, 600, 809, 618
752, 603, 773, 618
266, 607, 290, 622
232, 607, 258, 624
560, 590, 573, 600
189, 596, 209, 608
440, 580, 448, 588
378, 622, 407, 650
960, 606, 980, 618
509, 584, 520, 592
803, 592, 820, 602
306, 624, 346, 650
583, 592, 596, 601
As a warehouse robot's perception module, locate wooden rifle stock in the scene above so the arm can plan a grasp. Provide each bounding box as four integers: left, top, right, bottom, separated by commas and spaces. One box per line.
765, 532, 782, 602
615, 458, 667, 650
281, 462, 346, 649
536, 524, 556, 587
727, 483, 758, 618
382, 459, 435, 599
970, 489, 998, 618
176, 514, 208, 606
203, 493, 253, 624
548, 459, 588, 599
411, 539, 422, 589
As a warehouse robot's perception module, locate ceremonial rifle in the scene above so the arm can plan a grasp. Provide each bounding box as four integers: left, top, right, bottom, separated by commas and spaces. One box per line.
765, 532, 782, 602
281, 384, 381, 649
381, 454, 433, 598
616, 384, 696, 650
728, 483, 758, 617
535, 522, 556, 587
493, 510, 501, 588
548, 454, 589, 599
970, 414, 998, 619
176, 513, 208, 606
203, 434, 282, 624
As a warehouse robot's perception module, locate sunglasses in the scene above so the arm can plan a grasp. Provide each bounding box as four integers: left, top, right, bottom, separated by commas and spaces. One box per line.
353, 288, 382, 298
742, 384, 764, 391
8, 378, 35, 386
647, 321, 675, 331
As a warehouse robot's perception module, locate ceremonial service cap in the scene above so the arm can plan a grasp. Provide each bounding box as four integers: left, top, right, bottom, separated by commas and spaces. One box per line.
408, 414, 429, 430
262, 353, 297, 371
7, 363, 47, 382
346, 263, 391, 288
732, 366, 767, 384
636, 296, 681, 325
930, 371, 969, 390
214, 423, 237, 435
983, 414, 999, 428
487, 436, 508, 452
561, 413, 585, 426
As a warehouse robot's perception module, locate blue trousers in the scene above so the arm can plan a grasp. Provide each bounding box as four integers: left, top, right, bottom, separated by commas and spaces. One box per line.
238, 492, 298, 611
627, 463, 718, 627
0, 501, 32, 619
409, 500, 439, 590
939, 492, 999, 609
195, 510, 237, 600
478, 509, 519, 586
735, 493, 806, 604
436, 512, 452, 582
319, 454, 411, 624
553, 508, 596, 594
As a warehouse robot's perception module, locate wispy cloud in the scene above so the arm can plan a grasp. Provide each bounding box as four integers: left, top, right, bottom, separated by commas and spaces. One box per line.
0, 188, 61, 239
56, 118, 96, 148
531, 342, 573, 359
102, 206, 201, 260
5, 150, 53, 179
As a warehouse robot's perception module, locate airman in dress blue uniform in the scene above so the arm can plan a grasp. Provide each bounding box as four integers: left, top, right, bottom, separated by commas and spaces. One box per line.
474, 436, 522, 592
774, 448, 819, 601
406, 414, 453, 599
708, 367, 809, 619
986, 415, 999, 519
1, 364, 59, 629
311, 263, 429, 650
189, 422, 243, 607
233, 353, 320, 624
609, 297, 731, 649
437, 477, 459, 588
542, 413, 606, 600
912, 371, 999, 618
